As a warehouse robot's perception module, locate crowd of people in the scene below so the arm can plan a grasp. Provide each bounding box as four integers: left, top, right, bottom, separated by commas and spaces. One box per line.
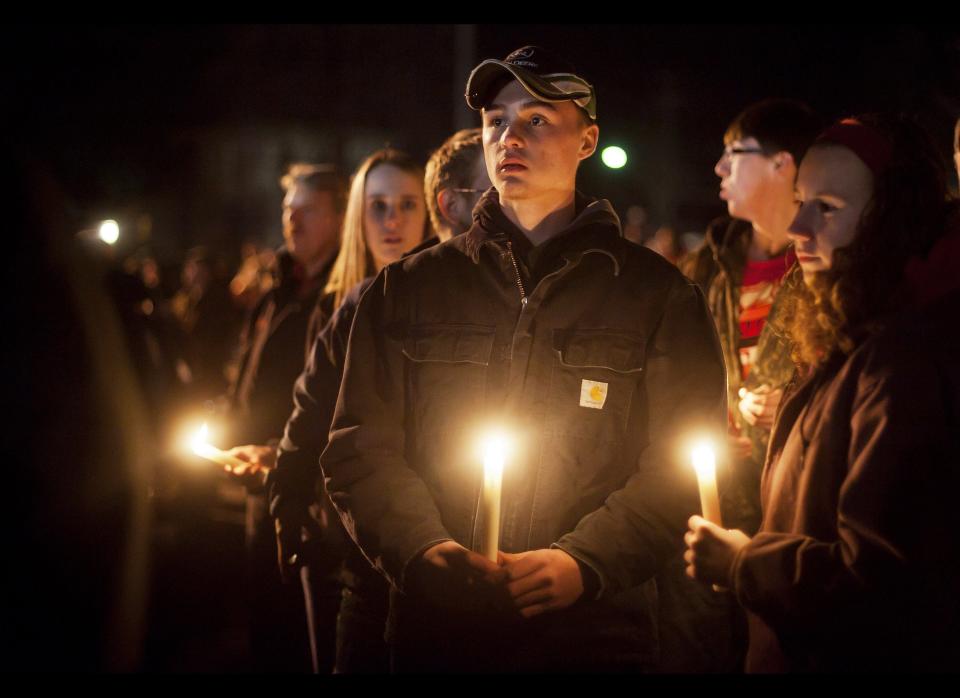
90, 45, 960, 673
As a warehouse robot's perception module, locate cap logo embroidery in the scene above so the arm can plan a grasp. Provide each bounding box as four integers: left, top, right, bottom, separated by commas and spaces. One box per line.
580, 379, 608, 409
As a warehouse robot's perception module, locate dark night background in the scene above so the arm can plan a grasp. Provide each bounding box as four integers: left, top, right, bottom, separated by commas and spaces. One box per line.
4, 24, 959, 673
8, 24, 960, 262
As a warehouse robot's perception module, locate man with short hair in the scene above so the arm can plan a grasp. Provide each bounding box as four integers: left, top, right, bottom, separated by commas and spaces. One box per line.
667, 99, 821, 672
682, 98, 821, 535
223, 162, 345, 673
268, 129, 490, 673
321, 46, 725, 672
228, 164, 345, 446
424, 128, 489, 241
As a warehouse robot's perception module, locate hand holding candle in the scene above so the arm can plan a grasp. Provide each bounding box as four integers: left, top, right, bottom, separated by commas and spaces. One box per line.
412, 541, 508, 615
684, 516, 750, 587
189, 423, 246, 468
686, 440, 751, 589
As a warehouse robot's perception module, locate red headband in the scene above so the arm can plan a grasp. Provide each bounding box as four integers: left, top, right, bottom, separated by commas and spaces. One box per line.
814, 117, 893, 176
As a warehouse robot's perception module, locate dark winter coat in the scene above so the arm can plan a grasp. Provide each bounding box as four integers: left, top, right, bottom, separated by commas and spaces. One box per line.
320, 191, 726, 669
733, 268, 960, 672
228, 248, 335, 445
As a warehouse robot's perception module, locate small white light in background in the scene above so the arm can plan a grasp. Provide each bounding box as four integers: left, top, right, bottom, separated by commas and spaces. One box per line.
98, 219, 120, 245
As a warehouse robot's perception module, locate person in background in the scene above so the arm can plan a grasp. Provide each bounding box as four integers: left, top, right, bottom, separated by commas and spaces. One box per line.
301, 149, 432, 349
682, 100, 822, 530
226, 165, 344, 448
664, 99, 822, 672
621, 204, 648, 245
229, 240, 273, 313
220, 163, 345, 672
250, 148, 429, 672
268, 135, 488, 672
644, 224, 682, 265
172, 247, 242, 400
686, 114, 960, 672
424, 128, 491, 243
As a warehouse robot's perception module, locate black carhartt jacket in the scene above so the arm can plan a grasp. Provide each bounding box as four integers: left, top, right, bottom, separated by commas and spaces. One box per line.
322, 190, 725, 596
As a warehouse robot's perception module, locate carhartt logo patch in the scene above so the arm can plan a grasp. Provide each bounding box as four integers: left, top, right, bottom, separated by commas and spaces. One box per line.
580, 379, 608, 409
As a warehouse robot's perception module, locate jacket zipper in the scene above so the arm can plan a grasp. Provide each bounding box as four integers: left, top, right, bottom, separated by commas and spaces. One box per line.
506, 241, 528, 305
472, 244, 609, 551
470, 241, 528, 553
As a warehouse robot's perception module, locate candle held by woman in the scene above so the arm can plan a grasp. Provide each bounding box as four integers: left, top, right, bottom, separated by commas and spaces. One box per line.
692, 441, 722, 525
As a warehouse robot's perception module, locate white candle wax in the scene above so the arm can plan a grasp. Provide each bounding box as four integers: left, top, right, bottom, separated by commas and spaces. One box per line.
692, 443, 722, 525
481, 436, 507, 562
190, 423, 246, 468
193, 442, 246, 468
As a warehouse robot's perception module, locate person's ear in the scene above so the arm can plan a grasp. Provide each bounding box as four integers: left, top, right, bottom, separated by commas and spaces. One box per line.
437, 188, 459, 228
772, 151, 796, 175
579, 124, 600, 161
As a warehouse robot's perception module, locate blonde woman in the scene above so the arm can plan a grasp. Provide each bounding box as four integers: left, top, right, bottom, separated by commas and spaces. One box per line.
311, 148, 429, 339
269, 147, 429, 673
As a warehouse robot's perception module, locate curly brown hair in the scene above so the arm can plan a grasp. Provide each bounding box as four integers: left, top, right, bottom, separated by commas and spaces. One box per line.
782, 114, 952, 369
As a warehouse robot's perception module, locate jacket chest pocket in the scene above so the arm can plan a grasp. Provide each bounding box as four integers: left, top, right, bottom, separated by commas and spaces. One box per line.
546, 329, 645, 444
402, 324, 496, 439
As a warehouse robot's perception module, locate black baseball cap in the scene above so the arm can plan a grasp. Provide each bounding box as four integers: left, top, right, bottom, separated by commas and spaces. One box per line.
465, 46, 597, 122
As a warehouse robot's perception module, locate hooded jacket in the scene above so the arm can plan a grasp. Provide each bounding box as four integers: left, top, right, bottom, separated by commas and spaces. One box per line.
321, 190, 726, 612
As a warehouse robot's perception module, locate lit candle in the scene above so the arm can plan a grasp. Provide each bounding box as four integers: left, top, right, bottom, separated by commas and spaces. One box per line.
190, 423, 245, 468
691, 442, 722, 526
481, 433, 508, 562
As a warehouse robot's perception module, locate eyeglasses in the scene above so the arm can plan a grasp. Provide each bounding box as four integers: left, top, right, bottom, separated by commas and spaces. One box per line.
450, 188, 486, 194
720, 146, 766, 160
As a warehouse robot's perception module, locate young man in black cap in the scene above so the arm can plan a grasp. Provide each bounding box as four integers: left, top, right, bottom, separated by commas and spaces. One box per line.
321, 46, 726, 672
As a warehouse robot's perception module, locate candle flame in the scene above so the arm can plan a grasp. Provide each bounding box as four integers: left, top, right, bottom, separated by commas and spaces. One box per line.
481, 431, 510, 478
691, 441, 716, 479
190, 422, 210, 456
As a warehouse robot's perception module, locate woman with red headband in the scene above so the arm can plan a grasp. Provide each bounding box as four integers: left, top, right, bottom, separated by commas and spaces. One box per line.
684, 114, 960, 672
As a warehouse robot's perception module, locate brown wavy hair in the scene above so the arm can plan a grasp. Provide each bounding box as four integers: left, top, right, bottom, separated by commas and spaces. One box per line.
782, 114, 951, 369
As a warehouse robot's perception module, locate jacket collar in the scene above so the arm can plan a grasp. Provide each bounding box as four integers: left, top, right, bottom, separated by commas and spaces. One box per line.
463, 188, 624, 274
